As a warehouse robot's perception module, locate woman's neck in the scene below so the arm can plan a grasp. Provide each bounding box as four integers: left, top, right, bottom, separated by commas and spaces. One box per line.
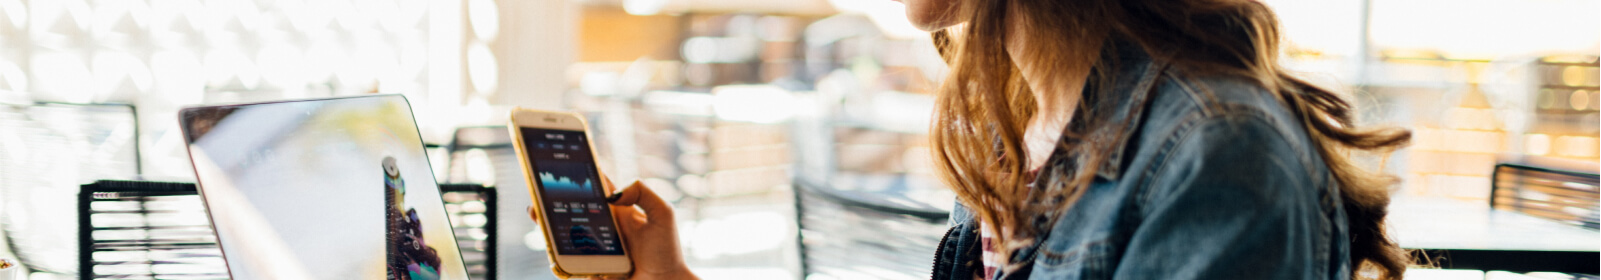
1006, 10, 1096, 171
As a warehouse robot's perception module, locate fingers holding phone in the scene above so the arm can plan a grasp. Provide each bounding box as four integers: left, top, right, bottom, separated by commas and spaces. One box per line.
606, 181, 697, 280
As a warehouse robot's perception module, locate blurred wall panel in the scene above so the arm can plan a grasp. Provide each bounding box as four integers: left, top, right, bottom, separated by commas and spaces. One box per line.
612, 0, 837, 16
579, 6, 681, 62
492, 0, 576, 111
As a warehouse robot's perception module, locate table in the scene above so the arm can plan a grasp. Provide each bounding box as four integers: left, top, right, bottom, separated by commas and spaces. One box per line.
1388, 197, 1600, 274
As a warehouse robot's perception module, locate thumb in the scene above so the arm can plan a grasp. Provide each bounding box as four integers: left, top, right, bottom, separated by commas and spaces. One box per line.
605, 181, 674, 221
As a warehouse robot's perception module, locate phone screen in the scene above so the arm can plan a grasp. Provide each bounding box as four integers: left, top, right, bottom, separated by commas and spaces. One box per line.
521, 127, 625, 255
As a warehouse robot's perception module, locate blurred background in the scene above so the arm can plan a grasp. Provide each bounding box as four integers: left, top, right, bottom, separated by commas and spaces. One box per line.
0, 0, 1595, 280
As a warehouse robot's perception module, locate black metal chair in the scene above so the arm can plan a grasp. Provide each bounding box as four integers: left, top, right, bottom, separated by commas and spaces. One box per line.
1407, 163, 1601, 275
77, 180, 496, 280
789, 120, 952, 280
76, 180, 222, 280
793, 177, 949, 280
1490, 163, 1600, 229
0, 102, 142, 278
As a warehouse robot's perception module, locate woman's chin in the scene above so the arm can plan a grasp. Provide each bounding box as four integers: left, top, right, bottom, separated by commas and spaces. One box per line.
906, 15, 958, 32
913, 21, 959, 32
902, 0, 961, 32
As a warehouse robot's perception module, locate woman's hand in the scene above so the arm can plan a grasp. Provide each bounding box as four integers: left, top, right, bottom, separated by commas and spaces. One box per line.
527, 178, 697, 280
604, 179, 697, 280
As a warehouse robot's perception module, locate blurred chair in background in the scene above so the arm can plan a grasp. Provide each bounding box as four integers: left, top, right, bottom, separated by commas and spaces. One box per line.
791, 176, 948, 280
791, 120, 950, 280
0, 101, 140, 278
76, 181, 497, 280
76, 180, 224, 280
1490, 163, 1600, 229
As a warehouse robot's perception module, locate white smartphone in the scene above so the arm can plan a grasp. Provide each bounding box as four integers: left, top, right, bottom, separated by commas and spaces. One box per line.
508, 108, 633, 277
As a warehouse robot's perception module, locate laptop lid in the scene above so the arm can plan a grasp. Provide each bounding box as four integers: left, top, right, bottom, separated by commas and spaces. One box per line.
178, 94, 468, 280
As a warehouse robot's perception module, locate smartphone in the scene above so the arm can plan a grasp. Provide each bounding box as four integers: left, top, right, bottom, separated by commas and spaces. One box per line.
508, 108, 633, 277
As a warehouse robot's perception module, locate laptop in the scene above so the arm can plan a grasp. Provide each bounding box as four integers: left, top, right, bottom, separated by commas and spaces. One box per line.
179, 94, 469, 280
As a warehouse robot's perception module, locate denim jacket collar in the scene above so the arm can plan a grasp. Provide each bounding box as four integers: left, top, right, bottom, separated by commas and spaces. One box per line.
938, 44, 1174, 280
1001, 45, 1168, 275
1048, 45, 1166, 184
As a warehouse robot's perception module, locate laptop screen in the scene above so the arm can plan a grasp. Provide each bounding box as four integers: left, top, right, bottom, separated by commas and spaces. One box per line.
179, 95, 468, 280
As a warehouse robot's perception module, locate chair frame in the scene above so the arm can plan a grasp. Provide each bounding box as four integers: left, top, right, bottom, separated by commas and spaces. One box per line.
1487, 163, 1600, 229
77, 180, 497, 280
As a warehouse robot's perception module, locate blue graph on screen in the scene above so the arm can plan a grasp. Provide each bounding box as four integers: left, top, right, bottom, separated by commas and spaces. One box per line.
538, 172, 593, 193
535, 160, 597, 195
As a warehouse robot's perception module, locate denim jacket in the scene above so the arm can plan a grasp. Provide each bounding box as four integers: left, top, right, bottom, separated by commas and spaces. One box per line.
931, 47, 1351, 280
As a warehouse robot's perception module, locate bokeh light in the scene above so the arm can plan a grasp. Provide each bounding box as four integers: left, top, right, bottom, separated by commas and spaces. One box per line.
468, 0, 499, 42
466, 42, 498, 95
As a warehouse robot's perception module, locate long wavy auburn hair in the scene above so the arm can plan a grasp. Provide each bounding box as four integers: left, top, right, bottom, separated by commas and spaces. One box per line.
925, 0, 1414, 279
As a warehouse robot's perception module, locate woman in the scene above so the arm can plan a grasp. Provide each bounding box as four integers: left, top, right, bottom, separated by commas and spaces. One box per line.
545, 0, 1413, 279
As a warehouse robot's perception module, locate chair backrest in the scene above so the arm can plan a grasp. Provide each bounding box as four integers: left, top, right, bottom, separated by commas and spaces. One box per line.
78, 180, 497, 280
442, 126, 514, 185
792, 179, 948, 280
1, 102, 140, 276
791, 126, 950, 280
76, 180, 223, 280
1490, 163, 1601, 229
